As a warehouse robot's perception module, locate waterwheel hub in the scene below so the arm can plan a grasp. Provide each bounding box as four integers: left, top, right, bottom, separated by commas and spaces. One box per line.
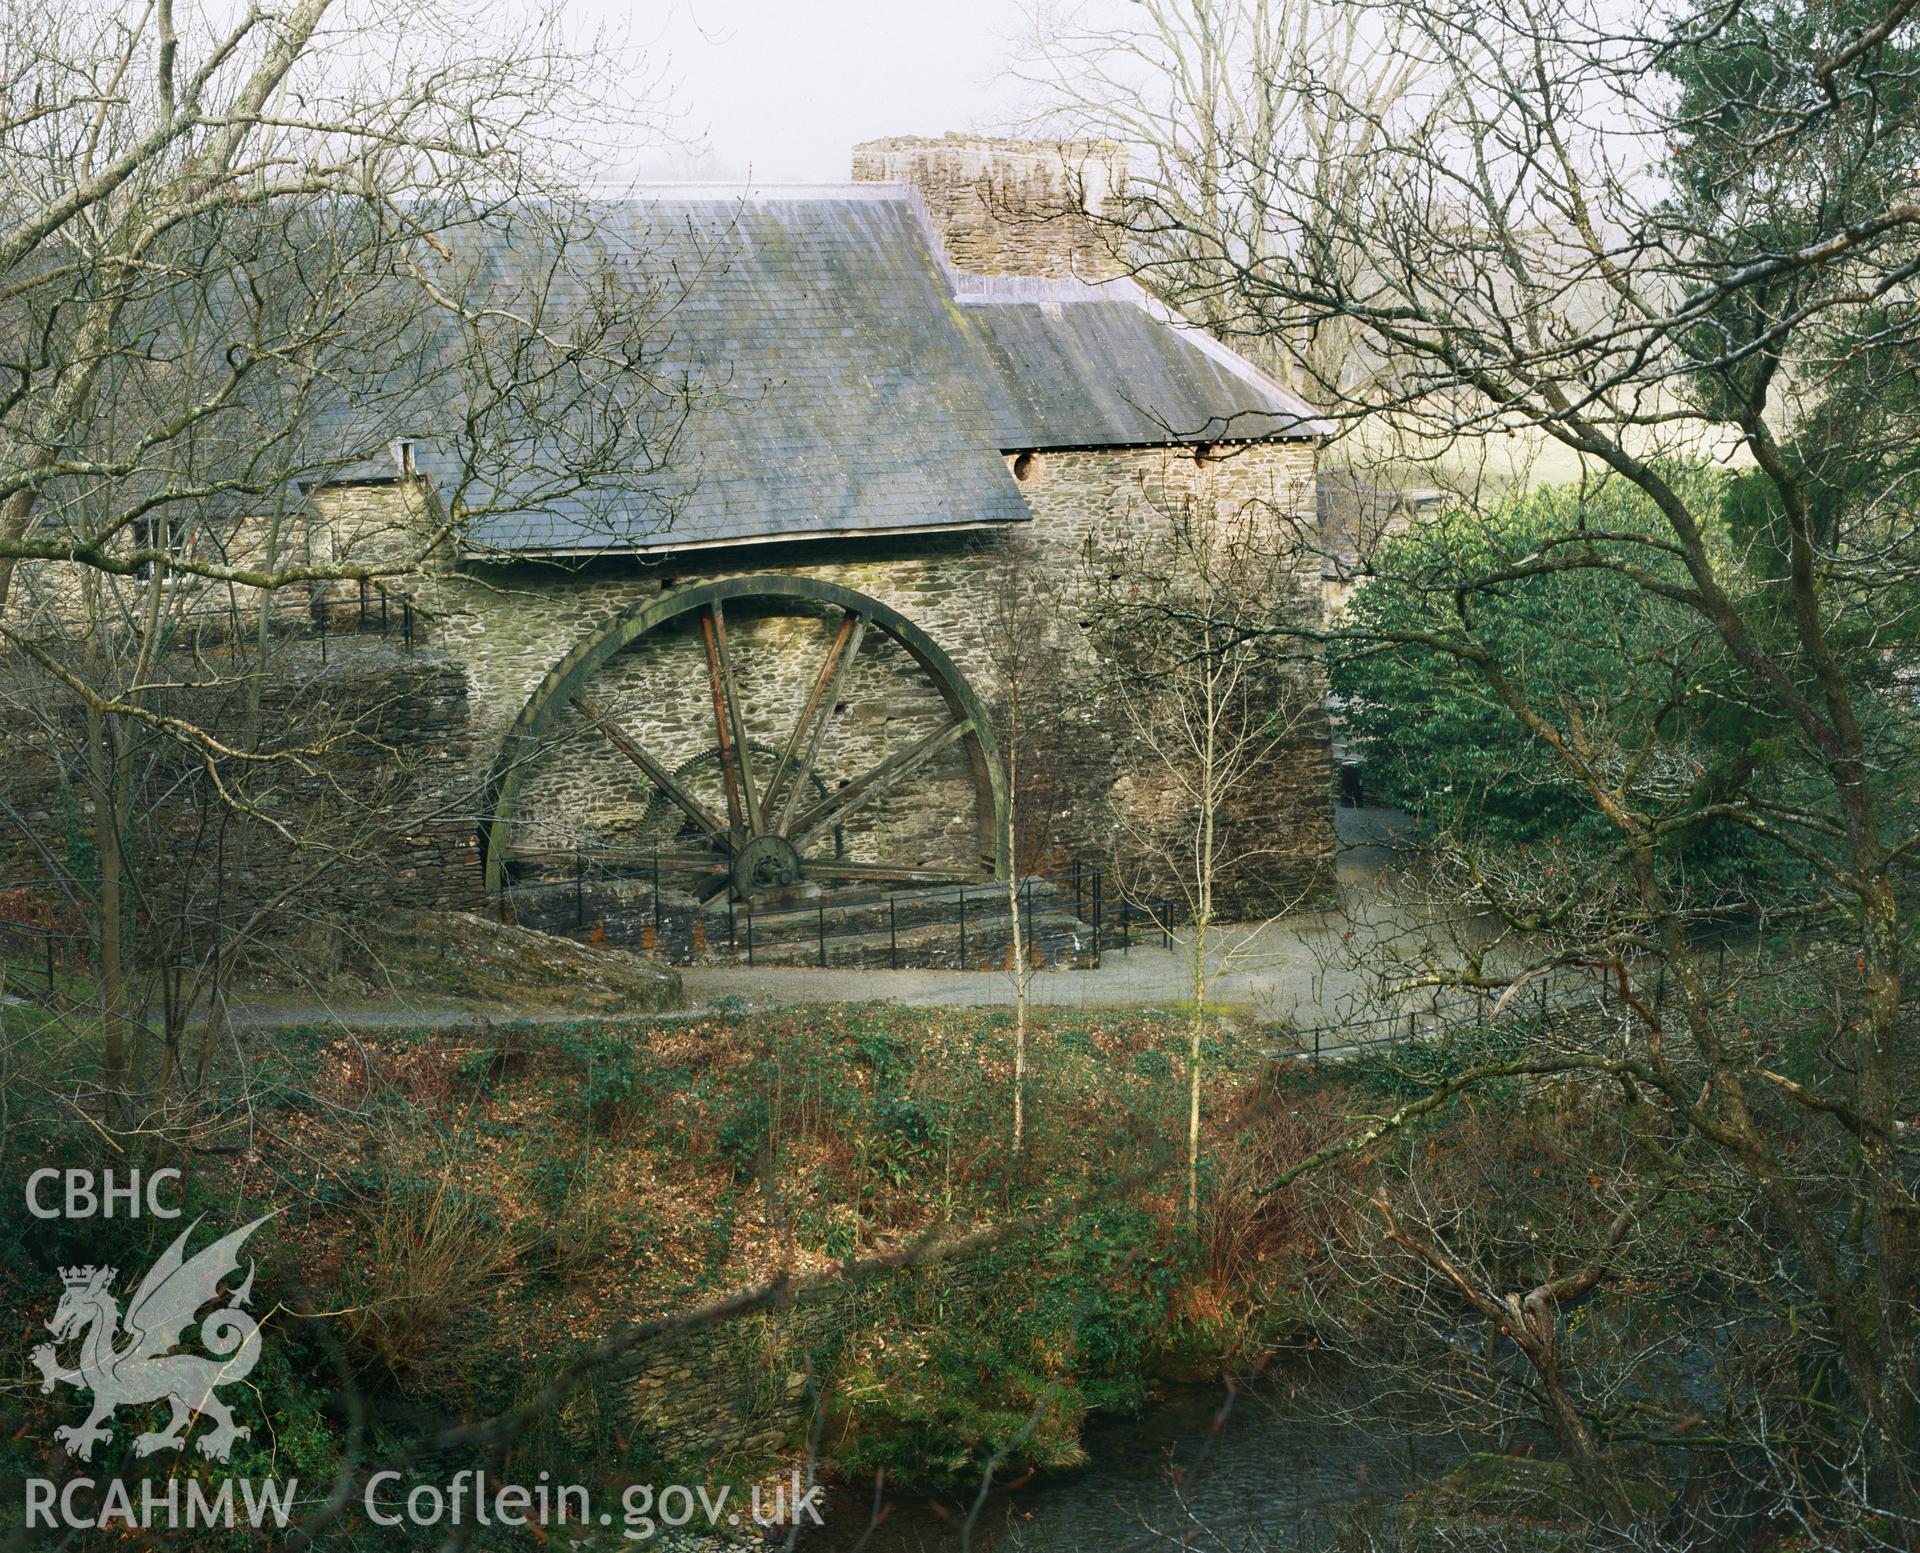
731, 833, 803, 898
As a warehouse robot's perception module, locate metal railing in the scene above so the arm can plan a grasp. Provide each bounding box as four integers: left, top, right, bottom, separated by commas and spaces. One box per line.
149, 582, 417, 658
1278, 954, 1717, 1069
493, 836, 1182, 970
0, 910, 88, 1000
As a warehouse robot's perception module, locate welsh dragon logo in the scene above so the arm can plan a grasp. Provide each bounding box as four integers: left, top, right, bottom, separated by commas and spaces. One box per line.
30, 1214, 272, 1463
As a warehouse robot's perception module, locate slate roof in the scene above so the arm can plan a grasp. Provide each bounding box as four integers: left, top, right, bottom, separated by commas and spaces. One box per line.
968, 300, 1307, 448
382, 186, 1326, 556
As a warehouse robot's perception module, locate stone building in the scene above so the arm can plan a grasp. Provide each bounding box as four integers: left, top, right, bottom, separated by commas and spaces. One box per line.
8, 136, 1337, 951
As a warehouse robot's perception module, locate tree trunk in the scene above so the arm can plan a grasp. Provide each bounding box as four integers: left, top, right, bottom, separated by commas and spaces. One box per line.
1188, 913, 1207, 1223
87, 704, 129, 1113
1006, 697, 1027, 1156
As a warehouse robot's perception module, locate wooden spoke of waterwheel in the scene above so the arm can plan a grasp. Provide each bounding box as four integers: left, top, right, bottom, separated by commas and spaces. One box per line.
699, 600, 762, 837
765, 608, 865, 833
787, 717, 973, 851
569, 695, 726, 838
799, 859, 976, 883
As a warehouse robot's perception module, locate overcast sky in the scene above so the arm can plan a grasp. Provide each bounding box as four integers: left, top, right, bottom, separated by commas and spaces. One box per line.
595, 0, 1043, 184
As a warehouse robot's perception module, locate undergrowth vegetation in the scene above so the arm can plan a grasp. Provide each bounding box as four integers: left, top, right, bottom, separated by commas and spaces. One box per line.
0, 1002, 1353, 1526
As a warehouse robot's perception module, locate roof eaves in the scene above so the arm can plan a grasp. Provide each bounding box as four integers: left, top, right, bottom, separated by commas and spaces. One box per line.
458, 510, 1031, 561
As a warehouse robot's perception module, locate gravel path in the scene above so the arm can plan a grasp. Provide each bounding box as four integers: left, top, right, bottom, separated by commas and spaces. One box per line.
677, 918, 1366, 1019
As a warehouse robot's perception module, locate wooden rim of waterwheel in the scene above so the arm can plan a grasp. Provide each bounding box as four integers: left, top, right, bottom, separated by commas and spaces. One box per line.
481, 575, 1009, 901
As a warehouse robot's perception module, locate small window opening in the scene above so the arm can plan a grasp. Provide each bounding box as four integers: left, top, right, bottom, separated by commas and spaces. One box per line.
1012, 452, 1036, 482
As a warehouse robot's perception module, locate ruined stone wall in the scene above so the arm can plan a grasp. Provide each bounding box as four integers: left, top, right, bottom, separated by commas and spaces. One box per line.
6, 477, 430, 647
0, 638, 481, 918
851, 134, 1128, 280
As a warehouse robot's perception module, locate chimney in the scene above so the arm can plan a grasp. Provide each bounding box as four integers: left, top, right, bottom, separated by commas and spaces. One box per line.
852, 134, 1128, 281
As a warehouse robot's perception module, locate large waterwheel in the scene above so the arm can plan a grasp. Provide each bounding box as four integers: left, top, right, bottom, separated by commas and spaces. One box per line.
482, 576, 1008, 902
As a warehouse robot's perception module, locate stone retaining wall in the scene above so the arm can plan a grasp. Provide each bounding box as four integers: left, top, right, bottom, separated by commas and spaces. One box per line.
0, 637, 484, 916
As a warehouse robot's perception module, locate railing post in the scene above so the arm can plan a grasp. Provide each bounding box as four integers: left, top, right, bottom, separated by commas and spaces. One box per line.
889, 896, 898, 970
1072, 858, 1082, 920
652, 850, 662, 942
958, 886, 967, 967
574, 844, 584, 930
746, 905, 755, 967
1121, 900, 1130, 956
817, 902, 827, 969
1091, 869, 1102, 968
1407, 1009, 1416, 1044
403, 594, 414, 649
727, 896, 737, 957
1313, 1025, 1320, 1070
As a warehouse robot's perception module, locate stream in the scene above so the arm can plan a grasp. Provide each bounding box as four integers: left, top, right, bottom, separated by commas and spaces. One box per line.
803, 1366, 1468, 1552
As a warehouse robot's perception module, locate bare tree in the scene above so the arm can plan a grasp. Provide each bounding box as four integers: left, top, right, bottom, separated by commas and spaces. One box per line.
0, 0, 695, 1106
1015, 0, 1427, 399
0, 0, 691, 623
1083, 485, 1322, 1219
1080, 0, 1920, 1535
979, 534, 1082, 1156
